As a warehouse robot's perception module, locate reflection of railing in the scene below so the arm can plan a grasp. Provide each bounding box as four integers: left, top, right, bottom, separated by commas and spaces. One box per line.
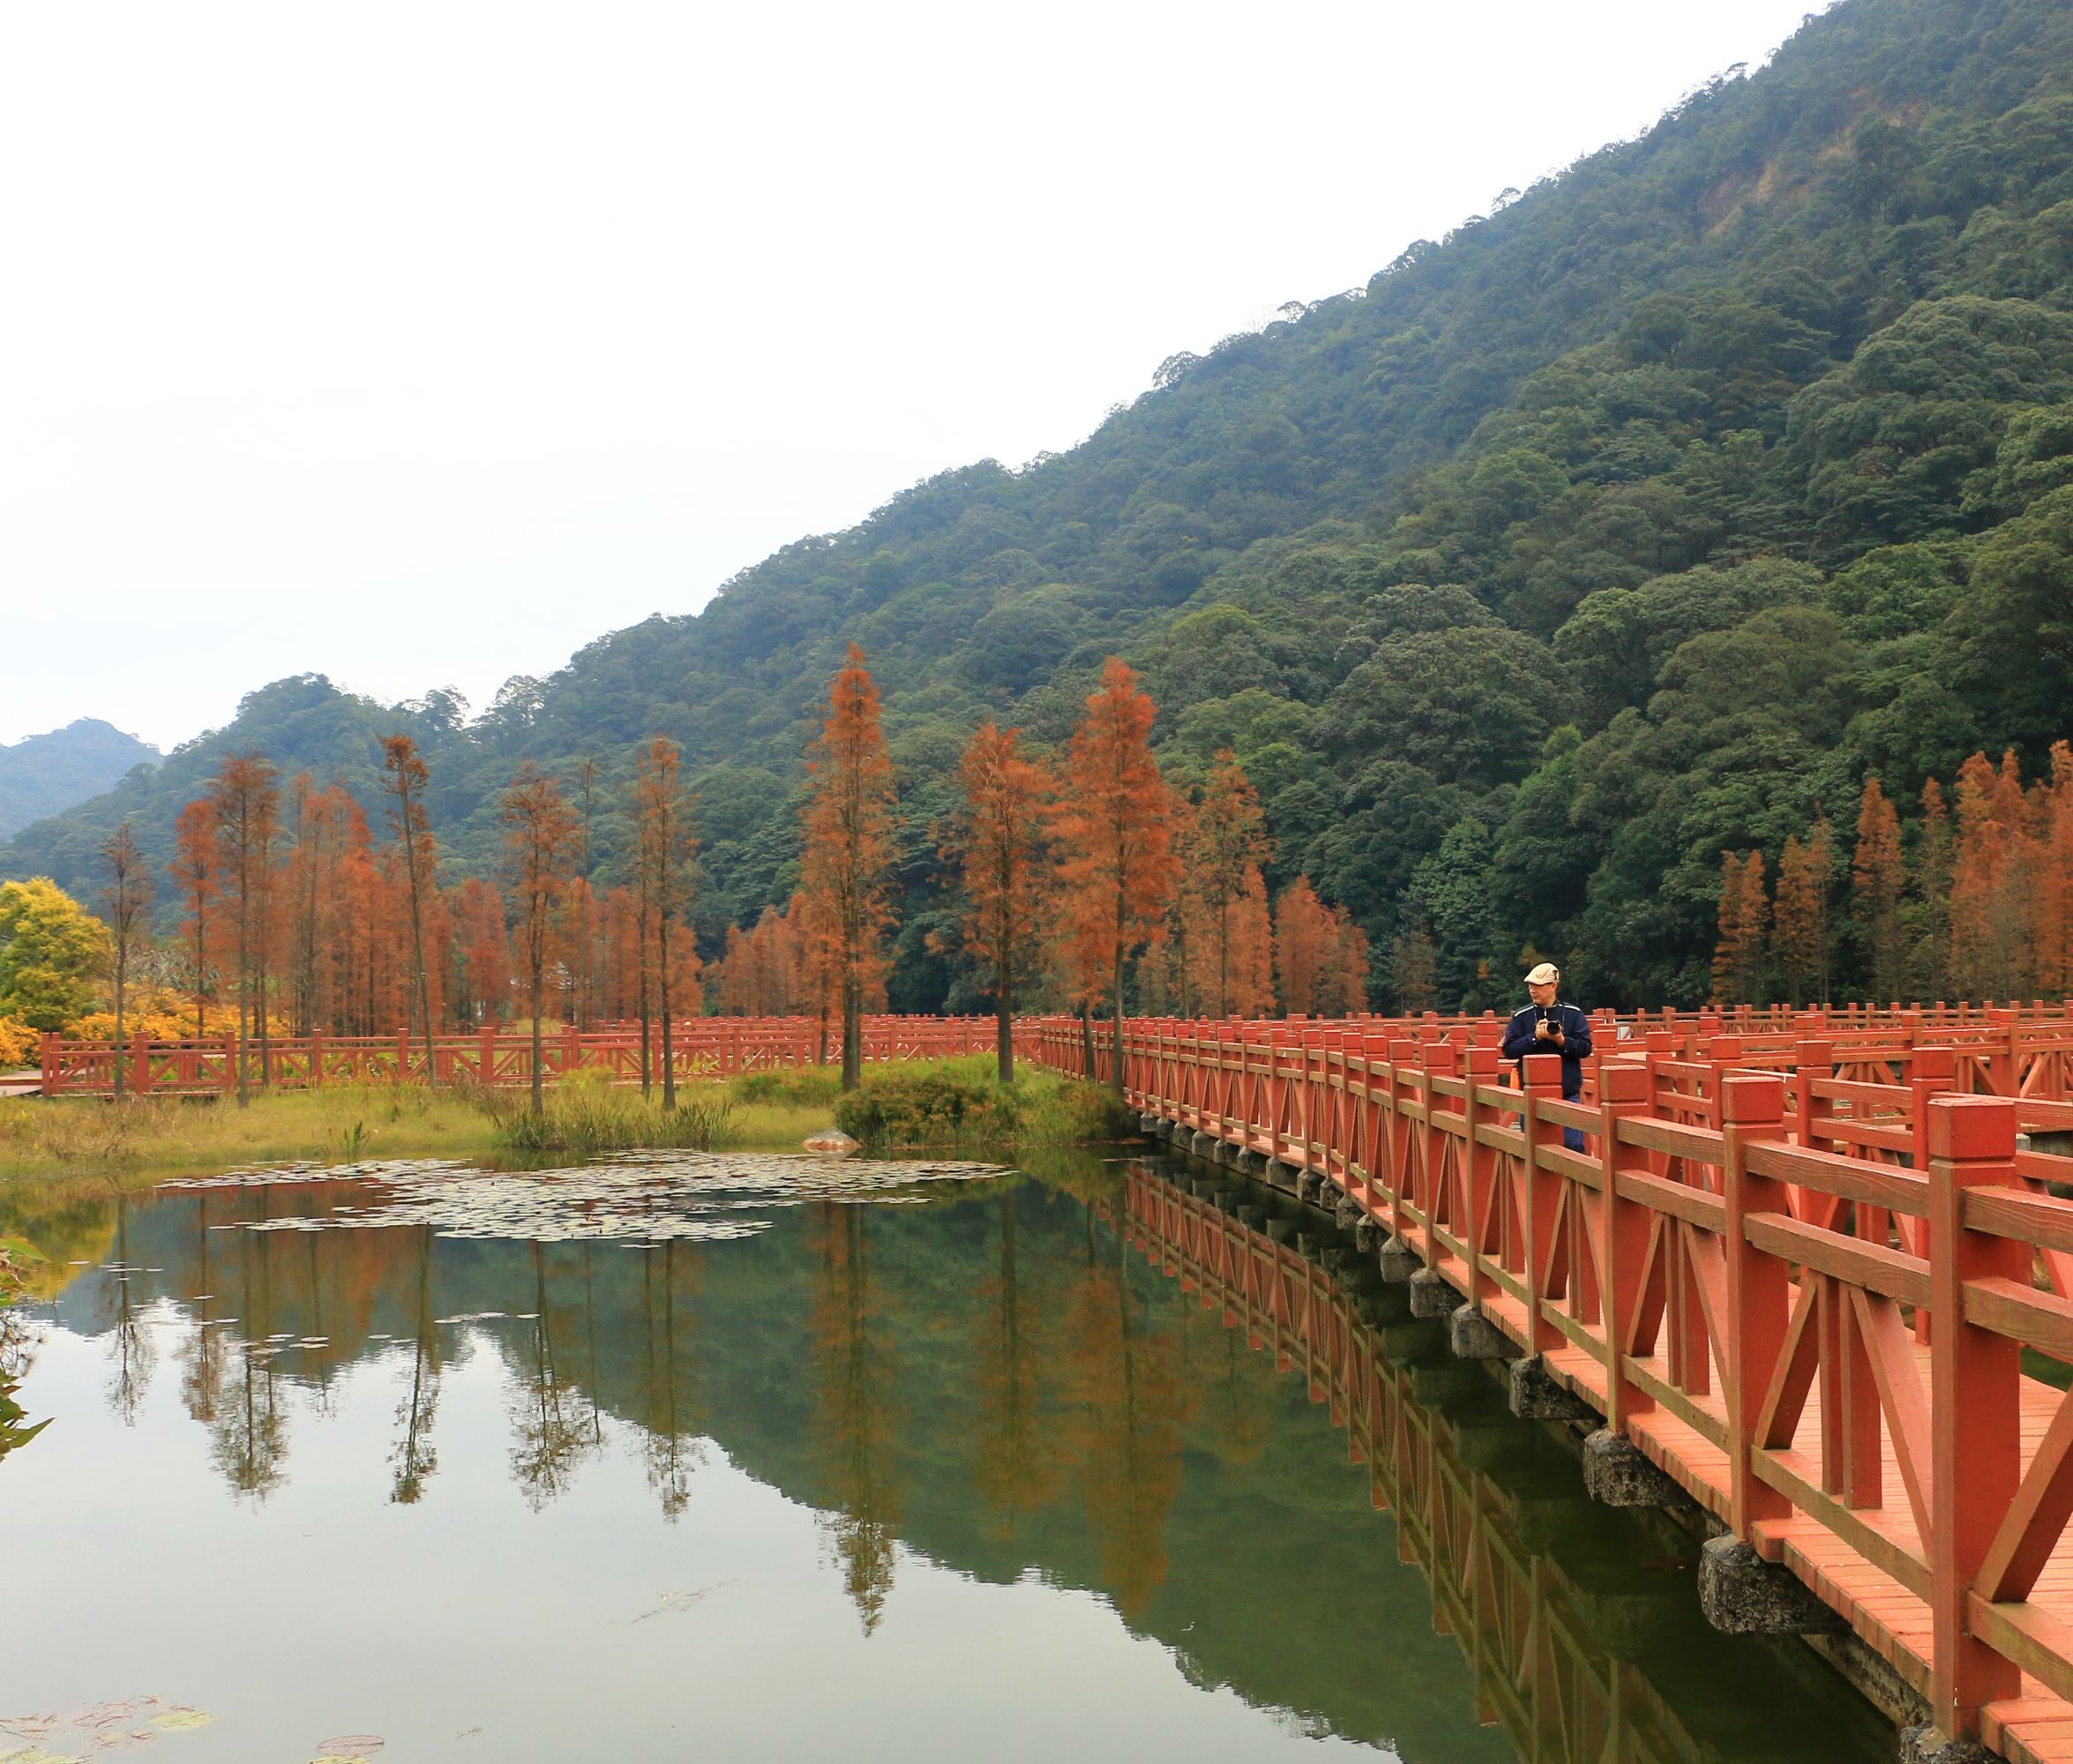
38, 1015, 1035, 1097
1123, 1165, 1882, 1764
1039, 1023, 2073, 1759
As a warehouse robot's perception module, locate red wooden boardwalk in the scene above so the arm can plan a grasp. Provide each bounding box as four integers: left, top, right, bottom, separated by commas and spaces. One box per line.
1033, 1016, 2073, 1760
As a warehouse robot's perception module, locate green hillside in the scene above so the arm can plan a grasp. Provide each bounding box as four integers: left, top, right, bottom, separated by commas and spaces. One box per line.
9, 0, 2073, 1005
0, 719, 160, 841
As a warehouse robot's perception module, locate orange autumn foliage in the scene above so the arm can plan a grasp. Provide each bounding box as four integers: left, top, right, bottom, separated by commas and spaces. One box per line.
800, 644, 899, 1088
1051, 658, 1179, 1083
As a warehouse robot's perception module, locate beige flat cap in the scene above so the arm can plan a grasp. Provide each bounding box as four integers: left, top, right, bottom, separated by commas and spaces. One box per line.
1524, 961, 1560, 985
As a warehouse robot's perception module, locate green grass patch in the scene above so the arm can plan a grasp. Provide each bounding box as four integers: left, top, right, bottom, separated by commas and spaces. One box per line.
831, 1056, 1134, 1151
0, 1055, 1135, 1188
0, 1082, 500, 1188
476, 1072, 736, 1155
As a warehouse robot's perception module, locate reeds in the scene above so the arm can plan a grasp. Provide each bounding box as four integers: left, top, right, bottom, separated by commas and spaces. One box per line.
475, 1073, 737, 1155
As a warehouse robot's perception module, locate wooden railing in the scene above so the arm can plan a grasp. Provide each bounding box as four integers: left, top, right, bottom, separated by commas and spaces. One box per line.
1035, 1018, 2073, 1760
37, 1015, 1030, 1097
1120, 1163, 1883, 1764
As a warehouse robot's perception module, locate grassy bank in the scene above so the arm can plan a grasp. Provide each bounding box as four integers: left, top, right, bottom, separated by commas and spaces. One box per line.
834, 1057, 1134, 1150
0, 1057, 1134, 1184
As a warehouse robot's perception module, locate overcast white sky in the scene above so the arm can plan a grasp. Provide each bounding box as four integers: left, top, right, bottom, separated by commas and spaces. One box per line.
0, 0, 1832, 751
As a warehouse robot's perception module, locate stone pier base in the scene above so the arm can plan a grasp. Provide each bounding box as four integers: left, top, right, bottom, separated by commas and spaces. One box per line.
1333, 1196, 1366, 1234
1263, 1160, 1304, 1192
1236, 1149, 1268, 1177
1377, 1237, 1419, 1283
1448, 1304, 1511, 1360
1697, 1537, 1845, 1635
1508, 1356, 1598, 1422
1901, 1727, 2004, 1764
1407, 1268, 1458, 1319
1189, 1131, 1218, 1161
1581, 1429, 1682, 1507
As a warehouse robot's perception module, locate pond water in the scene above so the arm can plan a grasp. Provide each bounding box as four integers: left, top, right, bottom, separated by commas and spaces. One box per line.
1, 1147, 1892, 1764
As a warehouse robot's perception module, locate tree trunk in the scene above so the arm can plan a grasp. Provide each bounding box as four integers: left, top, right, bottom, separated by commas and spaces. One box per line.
995, 976, 1014, 1086
1109, 950, 1126, 1100
529, 951, 545, 1116
112, 946, 126, 1102
1080, 1003, 1095, 1080
841, 975, 862, 1092
659, 914, 677, 1110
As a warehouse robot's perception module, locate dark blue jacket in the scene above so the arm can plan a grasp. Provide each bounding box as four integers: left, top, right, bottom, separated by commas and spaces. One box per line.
1501, 1004, 1593, 1099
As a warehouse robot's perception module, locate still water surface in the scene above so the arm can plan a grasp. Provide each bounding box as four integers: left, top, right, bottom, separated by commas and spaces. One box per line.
1, 1147, 1891, 1763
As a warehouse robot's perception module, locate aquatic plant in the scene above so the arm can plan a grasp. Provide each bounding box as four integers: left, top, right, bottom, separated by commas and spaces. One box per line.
834, 1057, 1134, 1150
474, 1073, 737, 1156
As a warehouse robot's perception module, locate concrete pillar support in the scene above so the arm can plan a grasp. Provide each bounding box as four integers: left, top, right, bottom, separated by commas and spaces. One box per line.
1582, 1429, 1682, 1507
1698, 1536, 1845, 1635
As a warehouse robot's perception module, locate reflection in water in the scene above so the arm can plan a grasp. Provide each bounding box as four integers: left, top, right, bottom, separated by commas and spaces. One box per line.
508, 1239, 601, 1509
391, 1225, 442, 1503
0, 1152, 1893, 1763
809, 1201, 904, 1632
640, 1237, 703, 1517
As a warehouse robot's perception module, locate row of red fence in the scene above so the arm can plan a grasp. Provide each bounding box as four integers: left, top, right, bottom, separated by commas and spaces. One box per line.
35, 1016, 1031, 1098
36, 1004, 2073, 1102
1029, 1017, 2073, 1762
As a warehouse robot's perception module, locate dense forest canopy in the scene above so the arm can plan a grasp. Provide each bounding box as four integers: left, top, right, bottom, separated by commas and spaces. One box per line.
10, 0, 2073, 1011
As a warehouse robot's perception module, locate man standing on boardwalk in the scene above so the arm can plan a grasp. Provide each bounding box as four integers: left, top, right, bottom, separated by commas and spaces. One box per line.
1501, 961, 1593, 1151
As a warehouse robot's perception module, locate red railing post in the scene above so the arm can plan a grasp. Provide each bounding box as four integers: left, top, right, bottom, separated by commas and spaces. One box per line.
40, 1031, 56, 1096
1721, 1073, 1790, 1538
1598, 1060, 1654, 1434
1928, 1094, 2024, 1741
1521, 1051, 1564, 1352
479, 1024, 496, 1087
1462, 1047, 1500, 1318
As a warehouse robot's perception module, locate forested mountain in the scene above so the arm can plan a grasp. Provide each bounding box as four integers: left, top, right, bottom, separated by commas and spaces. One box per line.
10, 0, 2073, 1008
0, 720, 159, 841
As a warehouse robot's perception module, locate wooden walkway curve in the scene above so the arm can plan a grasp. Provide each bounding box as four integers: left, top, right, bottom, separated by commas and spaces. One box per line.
1034, 1016, 2073, 1763
1122, 1162, 1890, 1764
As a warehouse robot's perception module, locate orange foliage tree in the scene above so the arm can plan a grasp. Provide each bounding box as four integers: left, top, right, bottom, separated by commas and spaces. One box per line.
1852, 778, 1907, 1004
1274, 876, 1335, 1015
1712, 849, 1769, 1005
1051, 658, 1179, 1094
1773, 834, 1824, 1006
168, 798, 222, 1040
502, 764, 580, 1114
207, 752, 281, 1104
1187, 751, 1269, 1018
634, 736, 697, 1107
382, 736, 438, 1060
800, 644, 898, 1091
943, 721, 1053, 1080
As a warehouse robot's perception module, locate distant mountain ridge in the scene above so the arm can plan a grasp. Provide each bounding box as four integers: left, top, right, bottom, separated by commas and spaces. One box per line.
0, 720, 159, 841
6, 0, 2073, 1008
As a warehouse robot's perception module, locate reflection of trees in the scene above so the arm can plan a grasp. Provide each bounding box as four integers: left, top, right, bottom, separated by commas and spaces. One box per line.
390, 1227, 444, 1504
639, 1239, 704, 1520
507, 1241, 599, 1509
1181, 1301, 1275, 1471
175, 1194, 225, 1424
0, 1297, 43, 1464
211, 1210, 287, 1501
971, 1192, 1061, 1540
806, 1202, 904, 1634
101, 1198, 157, 1425
1061, 1222, 1193, 1618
